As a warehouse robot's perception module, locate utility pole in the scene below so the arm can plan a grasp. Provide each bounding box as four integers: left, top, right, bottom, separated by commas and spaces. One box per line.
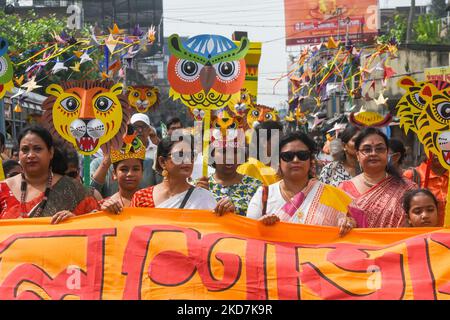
406, 0, 416, 45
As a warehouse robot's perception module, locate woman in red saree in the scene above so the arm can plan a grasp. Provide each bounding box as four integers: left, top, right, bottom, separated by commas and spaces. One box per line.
0, 126, 98, 223
340, 127, 416, 228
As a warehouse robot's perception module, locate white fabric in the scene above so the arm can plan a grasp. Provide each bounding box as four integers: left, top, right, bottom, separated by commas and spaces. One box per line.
289, 181, 321, 224
157, 187, 217, 210
247, 181, 286, 219
130, 113, 150, 127
146, 137, 157, 161
191, 153, 215, 180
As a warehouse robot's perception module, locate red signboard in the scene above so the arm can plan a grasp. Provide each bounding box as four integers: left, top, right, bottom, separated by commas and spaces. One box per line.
284, 0, 379, 46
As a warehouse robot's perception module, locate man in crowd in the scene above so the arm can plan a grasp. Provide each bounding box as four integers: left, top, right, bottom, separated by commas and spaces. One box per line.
130, 113, 160, 162
166, 117, 184, 137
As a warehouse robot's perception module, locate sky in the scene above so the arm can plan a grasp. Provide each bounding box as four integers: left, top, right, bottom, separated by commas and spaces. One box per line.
163, 0, 432, 109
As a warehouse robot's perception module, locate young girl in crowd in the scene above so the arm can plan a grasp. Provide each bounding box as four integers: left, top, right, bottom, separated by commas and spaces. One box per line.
100, 128, 145, 214
402, 189, 439, 227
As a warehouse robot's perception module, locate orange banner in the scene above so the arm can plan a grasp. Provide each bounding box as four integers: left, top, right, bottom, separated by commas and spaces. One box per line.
0, 208, 449, 300
284, 0, 379, 46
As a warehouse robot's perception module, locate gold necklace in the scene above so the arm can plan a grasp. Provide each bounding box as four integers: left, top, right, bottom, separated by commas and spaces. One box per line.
362, 172, 387, 188
281, 180, 307, 202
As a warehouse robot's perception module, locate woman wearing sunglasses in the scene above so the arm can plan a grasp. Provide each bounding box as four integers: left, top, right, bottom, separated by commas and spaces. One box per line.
247, 131, 361, 237
131, 135, 230, 213
340, 127, 416, 228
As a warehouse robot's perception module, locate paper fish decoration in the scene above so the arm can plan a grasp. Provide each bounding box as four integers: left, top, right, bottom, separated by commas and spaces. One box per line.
13, 103, 22, 113
70, 62, 81, 72
21, 76, 42, 93
325, 36, 339, 49
108, 60, 121, 74
148, 25, 156, 44
52, 61, 68, 74
350, 111, 392, 127
108, 23, 124, 35
80, 52, 93, 64
374, 92, 389, 105
101, 72, 111, 80
14, 75, 24, 86
73, 51, 84, 58
105, 34, 118, 54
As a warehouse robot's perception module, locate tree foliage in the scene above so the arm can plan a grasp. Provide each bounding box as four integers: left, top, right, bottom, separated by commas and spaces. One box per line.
414, 14, 441, 44
0, 10, 97, 95
377, 14, 407, 44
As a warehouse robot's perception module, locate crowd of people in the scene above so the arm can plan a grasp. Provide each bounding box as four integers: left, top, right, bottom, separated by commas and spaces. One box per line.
0, 116, 445, 233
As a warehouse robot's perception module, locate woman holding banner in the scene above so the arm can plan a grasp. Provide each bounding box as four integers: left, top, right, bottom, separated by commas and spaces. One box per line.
196, 139, 262, 216
0, 126, 99, 223
339, 127, 416, 228
131, 135, 233, 214
247, 131, 363, 236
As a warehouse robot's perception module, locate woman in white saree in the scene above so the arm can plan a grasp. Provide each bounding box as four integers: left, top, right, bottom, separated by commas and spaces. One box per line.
131, 135, 234, 214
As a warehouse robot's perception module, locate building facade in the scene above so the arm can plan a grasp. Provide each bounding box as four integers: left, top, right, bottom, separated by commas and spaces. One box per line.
0, 0, 166, 145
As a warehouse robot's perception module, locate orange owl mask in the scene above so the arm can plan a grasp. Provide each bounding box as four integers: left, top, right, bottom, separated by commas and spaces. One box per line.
167, 34, 249, 112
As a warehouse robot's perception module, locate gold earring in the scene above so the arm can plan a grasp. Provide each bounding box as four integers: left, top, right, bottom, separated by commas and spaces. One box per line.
162, 169, 169, 181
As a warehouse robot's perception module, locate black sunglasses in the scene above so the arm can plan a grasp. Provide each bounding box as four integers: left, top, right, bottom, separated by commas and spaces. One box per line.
280, 150, 311, 162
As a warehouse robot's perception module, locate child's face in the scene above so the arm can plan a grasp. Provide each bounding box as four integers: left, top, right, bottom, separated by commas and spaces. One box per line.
407, 194, 439, 227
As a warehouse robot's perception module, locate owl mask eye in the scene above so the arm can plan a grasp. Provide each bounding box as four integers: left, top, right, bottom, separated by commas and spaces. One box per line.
0, 57, 8, 77
176, 59, 202, 82
265, 113, 274, 120
251, 110, 259, 118
214, 61, 240, 82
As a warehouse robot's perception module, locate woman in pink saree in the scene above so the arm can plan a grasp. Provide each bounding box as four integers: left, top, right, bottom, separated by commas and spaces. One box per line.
340, 127, 416, 228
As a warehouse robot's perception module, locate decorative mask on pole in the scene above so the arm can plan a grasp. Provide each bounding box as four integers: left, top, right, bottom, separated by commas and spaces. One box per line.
167, 34, 249, 114
42, 80, 130, 156
127, 85, 160, 113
